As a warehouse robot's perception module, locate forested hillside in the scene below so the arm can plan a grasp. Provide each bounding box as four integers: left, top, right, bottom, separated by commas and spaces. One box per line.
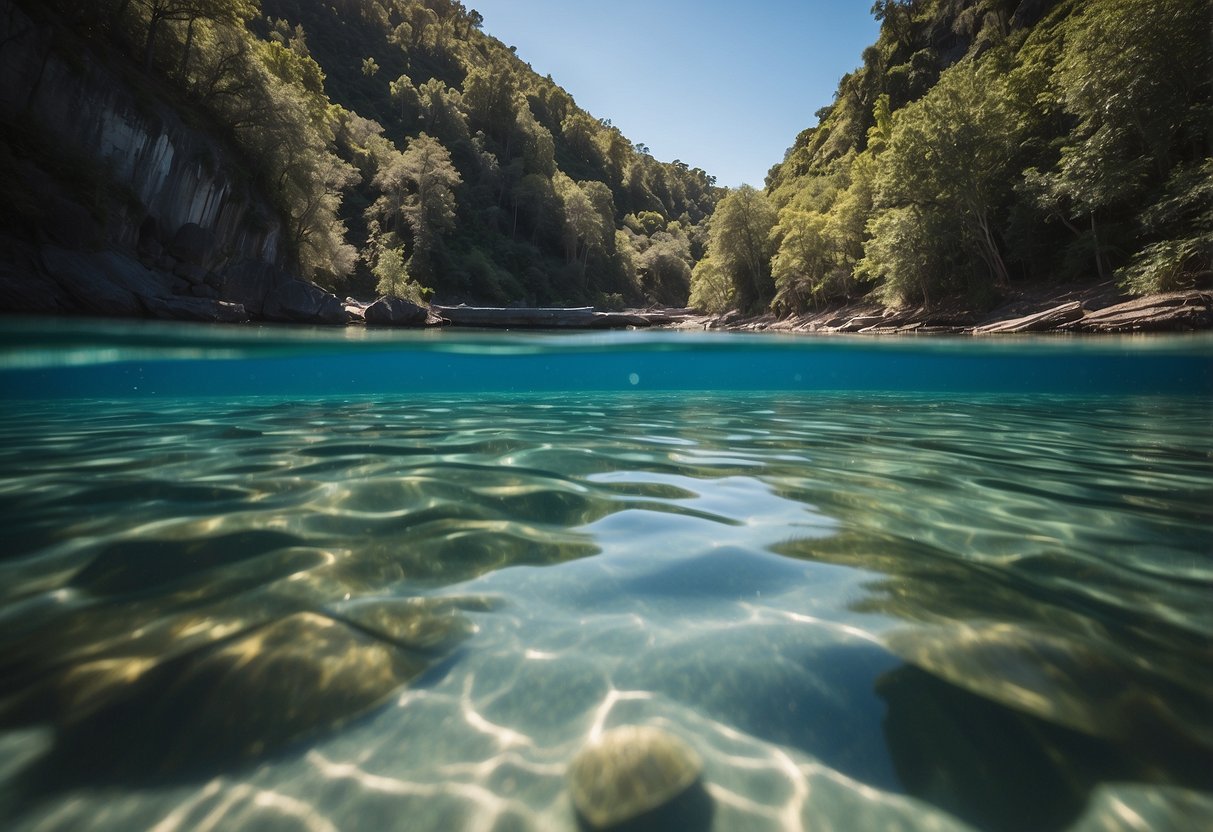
691, 0, 1212, 314
19, 0, 721, 307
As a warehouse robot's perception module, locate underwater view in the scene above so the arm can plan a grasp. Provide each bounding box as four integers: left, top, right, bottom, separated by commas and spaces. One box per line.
0, 321, 1211, 832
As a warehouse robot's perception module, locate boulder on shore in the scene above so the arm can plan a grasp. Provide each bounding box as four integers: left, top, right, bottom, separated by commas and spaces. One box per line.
262, 278, 350, 325
168, 222, 215, 267
364, 296, 429, 326
143, 295, 248, 323
40, 247, 147, 317
217, 260, 281, 316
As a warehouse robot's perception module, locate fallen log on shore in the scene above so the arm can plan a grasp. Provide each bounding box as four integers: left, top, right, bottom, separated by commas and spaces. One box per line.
430, 305, 659, 329
1066, 292, 1213, 333
684, 287, 1212, 336
974, 301, 1086, 334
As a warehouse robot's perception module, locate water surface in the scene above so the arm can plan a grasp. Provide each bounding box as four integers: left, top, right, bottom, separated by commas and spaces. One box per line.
0, 322, 1210, 831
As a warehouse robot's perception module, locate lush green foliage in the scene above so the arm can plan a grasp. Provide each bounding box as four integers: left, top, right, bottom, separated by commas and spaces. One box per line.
688, 186, 777, 312
34, 0, 722, 304
702, 0, 1212, 313
28, 0, 1210, 310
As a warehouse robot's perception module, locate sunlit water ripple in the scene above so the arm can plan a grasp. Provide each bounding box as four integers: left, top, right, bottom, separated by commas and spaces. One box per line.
0, 327, 1211, 831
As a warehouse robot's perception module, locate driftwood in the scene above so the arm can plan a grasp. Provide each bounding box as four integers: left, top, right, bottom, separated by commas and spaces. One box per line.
689, 288, 1212, 336
406, 290, 1213, 334
833, 314, 887, 332
1067, 291, 1213, 332
975, 300, 1085, 334
430, 305, 655, 329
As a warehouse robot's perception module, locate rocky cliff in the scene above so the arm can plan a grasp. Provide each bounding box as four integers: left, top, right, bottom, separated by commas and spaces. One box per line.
0, 0, 349, 324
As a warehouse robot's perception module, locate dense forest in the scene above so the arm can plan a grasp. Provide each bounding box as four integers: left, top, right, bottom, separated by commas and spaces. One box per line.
692, 0, 1212, 314
7, 0, 1211, 316
17, 0, 721, 307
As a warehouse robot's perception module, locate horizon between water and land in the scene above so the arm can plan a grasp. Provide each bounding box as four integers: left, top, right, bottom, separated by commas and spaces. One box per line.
0, 0, 1211, 829
0, 320, 1211, 831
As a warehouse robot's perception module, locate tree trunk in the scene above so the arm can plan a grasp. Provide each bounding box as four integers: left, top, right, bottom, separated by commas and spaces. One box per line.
143, 14, 163, 71
975, 211, 1009, 286
179, 18, 194, 82
1090, 212, 1106, 281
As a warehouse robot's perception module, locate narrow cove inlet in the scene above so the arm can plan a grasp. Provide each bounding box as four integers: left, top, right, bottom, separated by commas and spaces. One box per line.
0, 321, 1210, 831
2, 0, 1211, 829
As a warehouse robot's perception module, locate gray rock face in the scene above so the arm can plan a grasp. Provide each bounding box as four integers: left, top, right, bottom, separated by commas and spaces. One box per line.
31, 247, 252, 322
93, 251, 175, 300
168, 222, 214, 266
143, 295, 247, 323
0, 0, 285, 270
364, 296, 429, 326
0, 247, 68, 314
173, 263, 209, 285
11, 247, 344, 325
218, 260, 282, 316
44, 196, 99, 250
263, 278, 350, 324
40, 247, 143, 317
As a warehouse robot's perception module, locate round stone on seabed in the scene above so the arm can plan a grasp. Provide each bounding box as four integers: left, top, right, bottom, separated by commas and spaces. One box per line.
567, 725, 708, 830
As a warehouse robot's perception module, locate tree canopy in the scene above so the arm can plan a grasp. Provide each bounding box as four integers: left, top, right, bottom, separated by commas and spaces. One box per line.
732, 0, 1212, 314
28, 0, 723, 305
19, 0, 1210, 312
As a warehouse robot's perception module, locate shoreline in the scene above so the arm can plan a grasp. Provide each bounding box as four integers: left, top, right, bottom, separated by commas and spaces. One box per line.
1, 239, 1209, 335
664, 282, 1213, 336
406, 280, 1212, 335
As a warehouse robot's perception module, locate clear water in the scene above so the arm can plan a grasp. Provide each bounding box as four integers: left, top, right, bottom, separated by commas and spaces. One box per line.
0, 320, 1210, 832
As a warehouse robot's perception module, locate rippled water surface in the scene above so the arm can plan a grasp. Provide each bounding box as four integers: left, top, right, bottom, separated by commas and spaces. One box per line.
0, 322, 1211, 831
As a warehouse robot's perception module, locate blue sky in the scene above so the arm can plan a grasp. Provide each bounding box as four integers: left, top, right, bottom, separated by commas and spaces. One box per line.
471, 1, 881, 188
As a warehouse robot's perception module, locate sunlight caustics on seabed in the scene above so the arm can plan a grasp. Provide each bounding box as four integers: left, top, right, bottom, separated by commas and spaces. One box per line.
0, 321, 1210, 832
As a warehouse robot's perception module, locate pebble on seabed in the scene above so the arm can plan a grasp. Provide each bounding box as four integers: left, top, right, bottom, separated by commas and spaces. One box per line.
567, 725, 708, 830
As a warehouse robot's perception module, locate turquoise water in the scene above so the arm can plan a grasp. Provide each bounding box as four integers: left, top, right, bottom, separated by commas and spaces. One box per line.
0, 320, 1211, 831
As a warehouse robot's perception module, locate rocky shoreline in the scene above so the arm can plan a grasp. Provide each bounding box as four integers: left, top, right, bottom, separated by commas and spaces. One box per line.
1, 239, 1210, 335
675, 281, 1213, 335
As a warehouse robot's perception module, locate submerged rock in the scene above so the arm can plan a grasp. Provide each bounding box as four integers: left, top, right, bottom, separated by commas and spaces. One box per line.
568, 725, 709, 830
884, 621, 1213, 750
7, 599, 477, 789
327, 595, 479, 651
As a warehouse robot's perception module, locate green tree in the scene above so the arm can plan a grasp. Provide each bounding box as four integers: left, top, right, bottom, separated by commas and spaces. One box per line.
638, 228, 693, 304
702, 185, 778, 311
389, 73, 420, 121
370, 241, 430, 303
462, 53, 522, 152
688, 255, 735, 314
370, 133, 461, 285
771, 208, 834, 312
1023, 0, 1212, 286
134, 0, 255, 72
417, 77, 468, 143
555, 174, 614, 286
859, 205, 951, 306
862, 55, 1021, 302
